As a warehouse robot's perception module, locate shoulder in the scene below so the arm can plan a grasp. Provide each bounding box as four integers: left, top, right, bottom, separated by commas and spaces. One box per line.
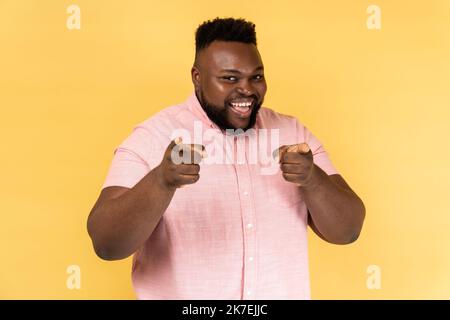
117, 102, 189, 151
138, 103, 189, 132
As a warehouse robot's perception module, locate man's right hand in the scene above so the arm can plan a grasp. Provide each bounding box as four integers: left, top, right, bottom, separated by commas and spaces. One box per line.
157, 137, 206, 190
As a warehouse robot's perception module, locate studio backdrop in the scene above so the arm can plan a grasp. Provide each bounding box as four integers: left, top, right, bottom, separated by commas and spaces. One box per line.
1, 0, 449, 299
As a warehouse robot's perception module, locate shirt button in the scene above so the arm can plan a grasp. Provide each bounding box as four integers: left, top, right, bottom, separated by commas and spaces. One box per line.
249, 256, 254, 262
247, 223, 253, 229
247, 291, 252, 296
243, 191, 249, 196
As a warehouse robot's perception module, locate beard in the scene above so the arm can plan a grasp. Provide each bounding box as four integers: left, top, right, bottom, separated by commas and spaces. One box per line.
196, 90, 262, 132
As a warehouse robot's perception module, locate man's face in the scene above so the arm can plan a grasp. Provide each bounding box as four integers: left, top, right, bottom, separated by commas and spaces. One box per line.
192, 41, 267, 131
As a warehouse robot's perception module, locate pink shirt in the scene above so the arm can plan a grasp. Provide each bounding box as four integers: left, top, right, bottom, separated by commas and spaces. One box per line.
102, 93, 338, 299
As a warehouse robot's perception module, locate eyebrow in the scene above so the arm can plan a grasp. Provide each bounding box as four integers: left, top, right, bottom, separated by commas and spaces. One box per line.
220, 66, 264, 74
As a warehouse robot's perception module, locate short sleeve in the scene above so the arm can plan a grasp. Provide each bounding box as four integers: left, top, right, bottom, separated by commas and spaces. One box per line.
297, 120, 339, 176
102, 126, 154, 189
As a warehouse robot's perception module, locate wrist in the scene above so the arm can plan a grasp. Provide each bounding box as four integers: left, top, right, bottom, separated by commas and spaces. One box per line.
300, 164, 326, 191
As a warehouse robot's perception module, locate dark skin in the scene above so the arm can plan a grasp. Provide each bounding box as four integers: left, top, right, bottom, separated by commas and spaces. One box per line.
87, 40, 365, 261
87, 140, 205, 260
275, 143, 365, 244
192, 41, 266, 131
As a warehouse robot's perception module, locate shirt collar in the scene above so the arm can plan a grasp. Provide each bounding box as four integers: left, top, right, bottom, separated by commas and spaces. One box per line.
186, 92, 217, 129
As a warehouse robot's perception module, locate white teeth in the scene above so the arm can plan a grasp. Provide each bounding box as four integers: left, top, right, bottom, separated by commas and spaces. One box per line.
231, 101, 252, 108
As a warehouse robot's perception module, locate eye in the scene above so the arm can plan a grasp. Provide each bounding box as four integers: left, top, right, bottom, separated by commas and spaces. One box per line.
253, 74, 264, 81
221, 76, 238, 82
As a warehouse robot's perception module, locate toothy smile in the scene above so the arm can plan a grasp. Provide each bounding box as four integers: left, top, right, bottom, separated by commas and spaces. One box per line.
228, 100, 254, 118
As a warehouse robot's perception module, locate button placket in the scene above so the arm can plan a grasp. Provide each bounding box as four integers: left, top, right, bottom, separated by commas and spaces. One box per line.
234, 135, 258, 300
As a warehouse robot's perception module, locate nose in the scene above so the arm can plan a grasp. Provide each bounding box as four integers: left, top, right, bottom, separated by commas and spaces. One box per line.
236, 81, 254, 96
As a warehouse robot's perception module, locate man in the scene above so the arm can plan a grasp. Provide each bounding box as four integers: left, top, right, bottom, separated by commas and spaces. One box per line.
87, 18, 365, 300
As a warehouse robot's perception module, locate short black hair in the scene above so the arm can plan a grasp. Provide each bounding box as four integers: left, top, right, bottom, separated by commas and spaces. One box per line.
195, 17, 257, 56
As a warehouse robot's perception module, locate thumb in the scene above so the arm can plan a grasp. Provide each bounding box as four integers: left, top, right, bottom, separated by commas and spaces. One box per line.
286, 143, 310, 154
297, 143, 310, 154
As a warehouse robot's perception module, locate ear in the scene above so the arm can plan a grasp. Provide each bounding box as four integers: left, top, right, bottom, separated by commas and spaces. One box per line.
191, 65, 201, 89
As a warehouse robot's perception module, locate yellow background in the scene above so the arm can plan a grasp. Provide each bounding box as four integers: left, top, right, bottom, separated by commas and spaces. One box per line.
1, 0, 449, 299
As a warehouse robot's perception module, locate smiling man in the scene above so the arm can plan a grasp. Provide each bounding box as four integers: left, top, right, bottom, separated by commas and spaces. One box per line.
87, 18, 365, 300
193, 40, 265, 131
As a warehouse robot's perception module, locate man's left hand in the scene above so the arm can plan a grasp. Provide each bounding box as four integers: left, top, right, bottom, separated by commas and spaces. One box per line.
274, 143, 316, 188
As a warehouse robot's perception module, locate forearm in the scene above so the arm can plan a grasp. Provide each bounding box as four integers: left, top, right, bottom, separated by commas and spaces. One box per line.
300, 165, 365, 244
88, 165, 176, 260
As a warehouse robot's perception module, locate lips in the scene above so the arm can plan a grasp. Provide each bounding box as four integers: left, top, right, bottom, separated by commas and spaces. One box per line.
228, 99, 254, 118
